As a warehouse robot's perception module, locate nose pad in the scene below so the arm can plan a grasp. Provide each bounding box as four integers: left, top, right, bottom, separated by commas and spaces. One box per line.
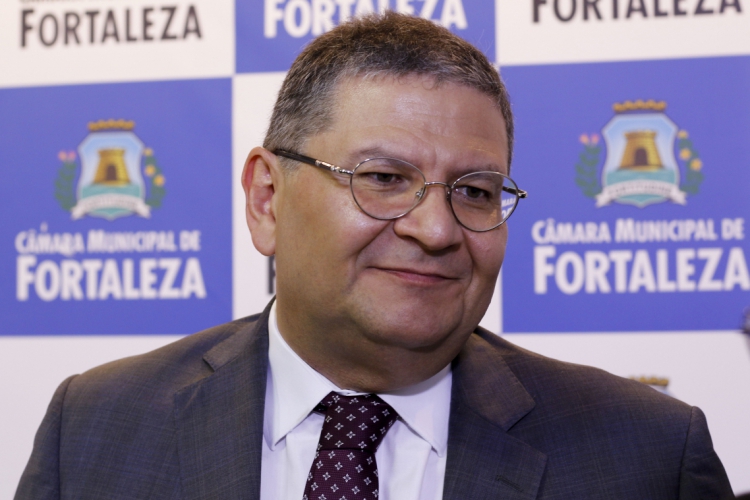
411, 182, 453, 216
396, 182, 461, 246
419, 182, 451, 201
417, 183, 450, 200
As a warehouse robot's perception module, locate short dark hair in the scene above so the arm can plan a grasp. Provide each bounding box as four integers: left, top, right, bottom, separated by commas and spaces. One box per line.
263, 11, 514, 168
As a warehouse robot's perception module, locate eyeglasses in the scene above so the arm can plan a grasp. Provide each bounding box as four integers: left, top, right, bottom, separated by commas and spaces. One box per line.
273, 150, 527, 232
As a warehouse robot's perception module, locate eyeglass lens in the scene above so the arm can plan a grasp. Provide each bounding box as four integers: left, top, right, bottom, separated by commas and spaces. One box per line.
350, 158, 520, 231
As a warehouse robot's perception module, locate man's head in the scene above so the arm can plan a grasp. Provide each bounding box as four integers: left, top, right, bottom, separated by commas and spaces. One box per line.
243, 13, 515, 392
263, 11, 514, 169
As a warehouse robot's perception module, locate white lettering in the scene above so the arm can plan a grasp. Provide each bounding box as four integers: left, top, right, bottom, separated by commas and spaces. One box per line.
15, 232, 27, 254
533, 246, 750, 295
60, 260, 84, 300
615, 218, 722, 243
697, 248, 723, 291
179, 230, 201, 251
99, 259, 123, 299
440, 0, 468, 29
284, 0, 312, 37
420, 0, 439, 18
335, 0, 357, 22
264, 0, 469, 38
609, 250, 633, 293
530, 219, 612, 244
628, 250, 656, 292
265, 0, 285, 37
82, 259, 103, 299
724, 247, 750, 290
14, 228, 85, 256
159, 258, 182, 299
585, 251, 611, 293
696, 219, 718, 241
722, 218, 745, 240
312, 0, 336, 35
656, 249, 676, 292
15, 257, 209, 301
182, 258, 207, 298
396, 0, 415, 15
122, 259, 141, 299
17, 256, 37, 301
555, 251, 584, 294
141, 258, 158, 299
534, 245, 556, 294
35, 260, 61, 302
355, 0, 376, 16
532, 220, 546, 244
87, 229, 178, 253
676, 249, 696, 291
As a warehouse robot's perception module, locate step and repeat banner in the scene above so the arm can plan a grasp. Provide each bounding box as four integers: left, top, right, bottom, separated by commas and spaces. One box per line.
1, 0, 749, 496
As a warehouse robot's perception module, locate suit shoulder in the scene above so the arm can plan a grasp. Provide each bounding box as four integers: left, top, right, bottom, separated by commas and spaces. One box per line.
476, 329, 692, 424
65, 314, 265, 407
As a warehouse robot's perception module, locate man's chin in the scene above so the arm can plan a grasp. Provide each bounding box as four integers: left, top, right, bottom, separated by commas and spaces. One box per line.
351, 301, 469, 352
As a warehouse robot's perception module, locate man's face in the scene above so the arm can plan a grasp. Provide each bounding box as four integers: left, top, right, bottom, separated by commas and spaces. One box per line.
273, 75, 509, 355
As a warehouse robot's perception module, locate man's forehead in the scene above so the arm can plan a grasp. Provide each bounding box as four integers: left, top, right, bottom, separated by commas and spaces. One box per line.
330, 73, 500, 114
318, 74, 508, 169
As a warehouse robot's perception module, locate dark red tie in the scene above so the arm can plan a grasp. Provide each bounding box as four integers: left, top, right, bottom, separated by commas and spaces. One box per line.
302, 392, 398, 500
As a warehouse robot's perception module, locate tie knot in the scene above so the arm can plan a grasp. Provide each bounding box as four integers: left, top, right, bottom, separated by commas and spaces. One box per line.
315, 392, 398, 453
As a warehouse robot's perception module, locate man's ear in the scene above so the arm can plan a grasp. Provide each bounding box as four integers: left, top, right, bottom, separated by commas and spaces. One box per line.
242, 147, 282, 256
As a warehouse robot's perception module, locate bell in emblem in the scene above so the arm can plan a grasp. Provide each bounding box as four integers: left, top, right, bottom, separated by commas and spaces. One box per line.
93, 148, 131, 185
618, 130, 663, 172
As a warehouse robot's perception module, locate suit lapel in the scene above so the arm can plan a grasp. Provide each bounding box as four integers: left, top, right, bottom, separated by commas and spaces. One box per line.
443, 330, 547, 499
174, 305, 272, 500
171, 310, 546, 499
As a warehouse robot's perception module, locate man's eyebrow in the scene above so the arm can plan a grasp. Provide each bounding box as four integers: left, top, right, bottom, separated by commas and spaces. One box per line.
458, 162, 506, 173
448, 162, 508, 180
344, 148, 508, 176
346, 146, 395, 163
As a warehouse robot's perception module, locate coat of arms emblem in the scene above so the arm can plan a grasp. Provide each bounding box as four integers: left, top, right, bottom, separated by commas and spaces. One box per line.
576, 100, 703, 208
55, 120, 166, 220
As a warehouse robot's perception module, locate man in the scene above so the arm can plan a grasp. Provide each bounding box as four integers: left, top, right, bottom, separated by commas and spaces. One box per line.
16, 12, 733, 500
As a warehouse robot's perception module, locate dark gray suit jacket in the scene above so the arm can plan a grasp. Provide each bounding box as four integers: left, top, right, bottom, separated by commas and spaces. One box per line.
16, 304, 733, 499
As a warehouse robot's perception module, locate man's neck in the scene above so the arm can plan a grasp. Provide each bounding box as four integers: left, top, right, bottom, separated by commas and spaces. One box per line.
274, 299, 470, 393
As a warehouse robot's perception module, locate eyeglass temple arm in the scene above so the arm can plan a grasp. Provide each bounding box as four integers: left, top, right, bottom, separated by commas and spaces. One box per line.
502, 186, 528, 198
274, 150, 354, 175
276, 149, 526, 198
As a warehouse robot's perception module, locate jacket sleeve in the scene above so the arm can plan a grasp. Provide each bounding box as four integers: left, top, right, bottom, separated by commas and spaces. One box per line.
678, 406, 734, 500
14, 375, 77, 500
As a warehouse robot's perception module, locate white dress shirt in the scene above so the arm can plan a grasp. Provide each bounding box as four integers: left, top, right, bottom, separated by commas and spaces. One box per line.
260, 302, 452, 500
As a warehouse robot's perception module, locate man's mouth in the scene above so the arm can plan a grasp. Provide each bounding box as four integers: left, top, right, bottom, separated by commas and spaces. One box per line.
372, 266, 458, 284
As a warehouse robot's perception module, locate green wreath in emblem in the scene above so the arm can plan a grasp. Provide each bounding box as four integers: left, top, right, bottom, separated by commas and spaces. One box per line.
54, 147, 166, 213
55, 151, 77, 211
676, 130, 704, 195
143, 148, 166, 208
574, 130, 704, 200
575, 133, 603, 199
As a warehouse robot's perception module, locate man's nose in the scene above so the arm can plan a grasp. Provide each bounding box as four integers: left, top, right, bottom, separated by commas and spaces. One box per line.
392, 183, 463, 250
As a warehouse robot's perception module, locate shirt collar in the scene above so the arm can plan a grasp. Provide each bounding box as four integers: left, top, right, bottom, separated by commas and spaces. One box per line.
264, 301, 452, 457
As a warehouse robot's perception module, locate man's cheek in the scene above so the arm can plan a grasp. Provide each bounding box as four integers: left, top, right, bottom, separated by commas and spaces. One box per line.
469, 240, 505, 273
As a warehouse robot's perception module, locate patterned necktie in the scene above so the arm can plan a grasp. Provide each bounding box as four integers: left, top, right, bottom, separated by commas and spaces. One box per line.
302, 392, 398, 500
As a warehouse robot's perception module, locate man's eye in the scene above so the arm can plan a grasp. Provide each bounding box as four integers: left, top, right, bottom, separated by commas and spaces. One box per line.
368, 172, 401, 184
457, 185, 490, 200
